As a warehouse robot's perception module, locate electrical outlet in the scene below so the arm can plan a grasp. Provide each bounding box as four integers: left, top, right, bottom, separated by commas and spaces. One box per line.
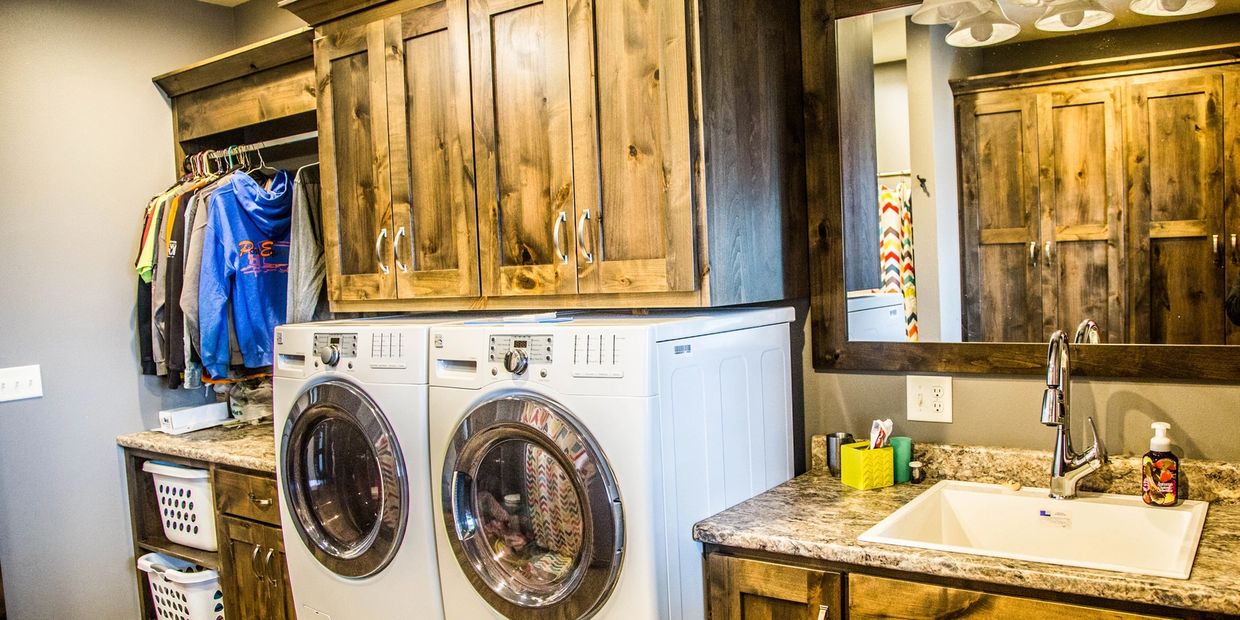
0, 365, 43, 403
907, 375, 952, 423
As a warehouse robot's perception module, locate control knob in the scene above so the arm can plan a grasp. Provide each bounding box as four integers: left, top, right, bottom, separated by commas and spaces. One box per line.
318, 344, 341, 367
503, 349, 529, 375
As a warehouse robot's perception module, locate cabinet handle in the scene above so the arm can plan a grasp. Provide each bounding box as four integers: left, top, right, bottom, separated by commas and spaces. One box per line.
376, 228, 390, 274
394, 226, 409, 273
817, 604, 830, 620
1029, 241, 1038, 266
1232, 233, 1238, 264
1044, 240, 1053, 261
250, 545, 262, 577
247, 492, 272, 508
1213, 234, 1222, 266
577, 209, 594, 264
263, 548, 278, 585
553, 211, 568, 264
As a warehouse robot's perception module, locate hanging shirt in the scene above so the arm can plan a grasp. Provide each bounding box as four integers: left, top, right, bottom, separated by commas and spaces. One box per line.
286, 165, 328, 324
199, 171, 293, 379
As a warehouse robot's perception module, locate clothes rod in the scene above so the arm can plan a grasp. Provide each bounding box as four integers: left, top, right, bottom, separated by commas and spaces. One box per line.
206, 130, 318, 159
877, 169, 912, 179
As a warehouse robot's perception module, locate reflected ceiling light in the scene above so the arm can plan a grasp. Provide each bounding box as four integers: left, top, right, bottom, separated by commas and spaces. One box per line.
912, 0, 992, 25
1129, 0, 1214, 15
946, 3, 1021, 46
1035, 0, 1114, 31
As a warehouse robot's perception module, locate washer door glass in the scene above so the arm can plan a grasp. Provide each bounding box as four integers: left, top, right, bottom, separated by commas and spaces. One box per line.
283, 380, 406, 578
444, 394, 623, 620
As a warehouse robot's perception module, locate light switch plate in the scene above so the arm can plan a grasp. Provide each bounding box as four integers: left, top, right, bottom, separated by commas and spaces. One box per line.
0, 365, 43, 402
907, 375, 952, 423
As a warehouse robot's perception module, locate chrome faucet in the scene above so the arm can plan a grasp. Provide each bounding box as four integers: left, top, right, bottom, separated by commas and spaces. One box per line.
1074, 319, 1100, 344
1040, 328, 1108, 499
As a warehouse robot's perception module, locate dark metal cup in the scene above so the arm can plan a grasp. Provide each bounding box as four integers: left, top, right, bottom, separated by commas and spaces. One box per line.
827, 432, 855, 477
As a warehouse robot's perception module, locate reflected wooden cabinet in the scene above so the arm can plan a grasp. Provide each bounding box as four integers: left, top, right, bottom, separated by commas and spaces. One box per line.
957, 63, 1240, 344
298, 0, 807, 311
1126, 68, 1237, 345
317, 0, 479, 301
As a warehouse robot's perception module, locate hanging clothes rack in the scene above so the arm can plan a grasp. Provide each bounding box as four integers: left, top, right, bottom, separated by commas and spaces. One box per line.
877, 169, 912, 179
203, 130, 318, 162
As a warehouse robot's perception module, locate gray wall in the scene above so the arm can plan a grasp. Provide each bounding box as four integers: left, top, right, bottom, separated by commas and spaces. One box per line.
802, 319, 1240, 462
235, 0, 308, 46
0, 1, 262, 617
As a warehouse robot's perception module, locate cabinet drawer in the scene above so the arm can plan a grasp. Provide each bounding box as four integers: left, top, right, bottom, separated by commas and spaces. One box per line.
848, 574, 1159, 619
215, 469, 281, 526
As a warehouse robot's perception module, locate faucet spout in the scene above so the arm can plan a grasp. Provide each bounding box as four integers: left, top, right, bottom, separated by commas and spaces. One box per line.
1042, 327, 1107, 499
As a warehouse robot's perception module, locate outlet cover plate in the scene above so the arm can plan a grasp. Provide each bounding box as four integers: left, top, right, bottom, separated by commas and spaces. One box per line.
907, 375, 952, 423
0, 365, 43, 402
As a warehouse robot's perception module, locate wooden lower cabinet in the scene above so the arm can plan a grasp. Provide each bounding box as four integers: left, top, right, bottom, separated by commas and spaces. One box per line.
848, 574, 1159, 620
707, 554, 842, 620
705, 551, 1176, 620
218, 516, 295, 620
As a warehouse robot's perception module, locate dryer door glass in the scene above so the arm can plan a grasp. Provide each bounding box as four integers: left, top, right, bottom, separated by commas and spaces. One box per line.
444, 394, 624, 619
282, 380, 407, 578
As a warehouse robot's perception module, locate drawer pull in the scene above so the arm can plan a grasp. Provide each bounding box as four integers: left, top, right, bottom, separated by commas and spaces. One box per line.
248, 492, 273, 508
817, 604, 829, 620
264, 548, 278, 585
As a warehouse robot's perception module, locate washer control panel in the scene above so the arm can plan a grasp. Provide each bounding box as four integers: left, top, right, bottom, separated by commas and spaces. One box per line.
489, 335, 553, 364
313, 333, 358, 365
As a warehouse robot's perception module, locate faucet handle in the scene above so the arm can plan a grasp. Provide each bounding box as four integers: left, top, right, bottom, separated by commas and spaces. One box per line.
1086, 416, 1108, 462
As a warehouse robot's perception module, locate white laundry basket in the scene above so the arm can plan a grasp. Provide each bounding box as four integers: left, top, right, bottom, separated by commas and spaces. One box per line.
143, 461, 218, 551
137, 552, 226, 620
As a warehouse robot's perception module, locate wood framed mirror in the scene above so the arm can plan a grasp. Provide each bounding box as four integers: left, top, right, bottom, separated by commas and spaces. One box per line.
801, 0, 1240, 380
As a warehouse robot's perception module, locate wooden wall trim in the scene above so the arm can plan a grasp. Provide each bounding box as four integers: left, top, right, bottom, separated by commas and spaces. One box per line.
153, 27, 314, 98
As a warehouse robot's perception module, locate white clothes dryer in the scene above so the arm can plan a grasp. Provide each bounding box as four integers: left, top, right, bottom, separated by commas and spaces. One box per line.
273, 318, 454, 620
428, 308, 795, 619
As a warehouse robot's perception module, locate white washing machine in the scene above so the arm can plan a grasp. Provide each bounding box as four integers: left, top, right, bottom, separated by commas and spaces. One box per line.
273, 317, 454, 620
428, 308, 795, 619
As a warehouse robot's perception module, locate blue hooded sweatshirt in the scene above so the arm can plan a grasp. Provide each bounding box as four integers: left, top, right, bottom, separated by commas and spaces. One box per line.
199, 171, 292, 378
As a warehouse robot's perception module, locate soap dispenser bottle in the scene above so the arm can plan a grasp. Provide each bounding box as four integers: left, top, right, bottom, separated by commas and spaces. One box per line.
1142, 422, 1180, 506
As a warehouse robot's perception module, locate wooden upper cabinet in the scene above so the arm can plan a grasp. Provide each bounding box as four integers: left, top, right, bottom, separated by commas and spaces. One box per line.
310, 0, 807, 310
316, 20, 398, 301
470, 0, 579, 297
958, 92, 1043, 343
566, 0, 696, 295
1126, 68, 1227, 344
384, 0, 480, 298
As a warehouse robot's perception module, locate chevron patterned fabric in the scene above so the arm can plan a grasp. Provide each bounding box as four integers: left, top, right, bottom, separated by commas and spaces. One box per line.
879, 184, 918, 341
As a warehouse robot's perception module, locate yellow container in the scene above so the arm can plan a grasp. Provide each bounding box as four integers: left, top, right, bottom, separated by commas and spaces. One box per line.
840, 441, 894, 490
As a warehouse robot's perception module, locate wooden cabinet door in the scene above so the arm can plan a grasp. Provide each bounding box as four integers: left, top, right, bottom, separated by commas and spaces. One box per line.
317, 20, 398, 301
219, 516, 293, 620
706, 554, 842, 620
1035, 83, 1126, 342
384, 0, 480, 298
1225, 68, 1240, 344
1126, 69, 1226, 344
566, 0, 696, 294
471, 0, 579, 297
958, 91, 1044, 342
849, 574, 1159, 619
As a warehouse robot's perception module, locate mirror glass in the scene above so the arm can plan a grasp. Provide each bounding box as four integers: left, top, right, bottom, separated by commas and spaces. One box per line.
839, 6, 1240, 344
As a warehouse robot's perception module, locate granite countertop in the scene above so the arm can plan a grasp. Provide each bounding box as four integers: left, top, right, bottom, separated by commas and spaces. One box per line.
694, 472, 1240, 615
117, 422, 276, 473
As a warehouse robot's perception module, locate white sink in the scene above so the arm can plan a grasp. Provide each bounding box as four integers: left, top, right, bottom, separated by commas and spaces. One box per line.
858, 480, 1209, 579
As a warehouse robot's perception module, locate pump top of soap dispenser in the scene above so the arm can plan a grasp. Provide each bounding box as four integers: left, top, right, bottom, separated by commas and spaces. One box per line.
1150, 422, 1172, 452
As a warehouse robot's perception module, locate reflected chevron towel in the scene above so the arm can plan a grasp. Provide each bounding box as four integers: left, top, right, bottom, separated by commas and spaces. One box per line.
879, 184, 918, 341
